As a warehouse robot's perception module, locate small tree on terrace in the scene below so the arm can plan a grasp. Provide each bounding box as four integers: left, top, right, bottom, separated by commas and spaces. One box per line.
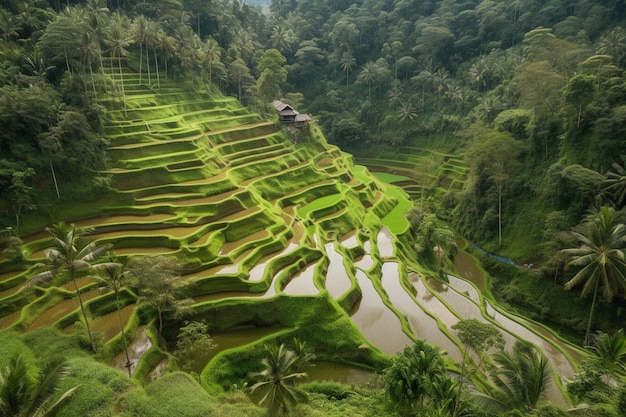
126, 256, 192, 336
174, 320, 216, 382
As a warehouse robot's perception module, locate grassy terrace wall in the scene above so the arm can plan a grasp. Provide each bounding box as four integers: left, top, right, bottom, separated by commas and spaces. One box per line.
0, 71, 412, 386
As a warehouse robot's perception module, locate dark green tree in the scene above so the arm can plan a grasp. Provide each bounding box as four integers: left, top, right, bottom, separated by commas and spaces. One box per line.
249, 343, 308, 416
174, 320, 216, 382
561, 206, 626, 346
127, 256, 191, 336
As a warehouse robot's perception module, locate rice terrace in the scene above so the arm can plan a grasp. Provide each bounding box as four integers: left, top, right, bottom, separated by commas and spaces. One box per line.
0, 63, 586, 413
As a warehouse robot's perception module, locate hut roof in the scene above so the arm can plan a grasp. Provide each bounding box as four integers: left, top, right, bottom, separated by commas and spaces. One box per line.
294, 114, 311, 122
272, 100, 293, 112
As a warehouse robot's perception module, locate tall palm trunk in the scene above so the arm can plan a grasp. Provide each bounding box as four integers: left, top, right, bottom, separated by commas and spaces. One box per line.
585, 279, 600, 347
115, 288, 133, 377
117, 54, 127, 117
146, 40, 151, 85
72, 271, 96, 353
153, 47, 159, 88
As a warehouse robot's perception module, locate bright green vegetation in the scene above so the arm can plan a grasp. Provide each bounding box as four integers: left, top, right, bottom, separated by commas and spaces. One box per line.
0, 1, 626, 416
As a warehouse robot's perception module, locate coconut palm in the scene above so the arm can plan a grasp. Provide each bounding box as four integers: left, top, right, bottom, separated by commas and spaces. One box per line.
200, 37, 221, 86
95, 262, 133, 377
590, 328, 626, 375
561, 205, 626, 346
471, 341, 552, 414
104, 13, 134, 116
339, 51, 356, 87
0, 354, 79, 417
29, 223, 112, 353
357, 61, 377, 102
596, 27, 626, 67
132, 15, 149, 85
249, 343, 308, 416
603, 162, 626, 208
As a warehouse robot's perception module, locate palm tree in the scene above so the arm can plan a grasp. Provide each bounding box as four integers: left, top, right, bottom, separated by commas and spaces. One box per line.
339, 51, 356, 87
104, 13, 134, 117
0, 354, 79, 417
397, 100, 417, 123
603, 162, 626, 208
95, 263, 133, 377
472, 341, 552, 414
358, 61, 377, 102
132, 15, 149, 85
561, 206, 626, 346
596, 27, 626, 67
249, 343, 308, 416
29, 223, 112, 353
200, 38, 221, 86
590, 328, 626, 375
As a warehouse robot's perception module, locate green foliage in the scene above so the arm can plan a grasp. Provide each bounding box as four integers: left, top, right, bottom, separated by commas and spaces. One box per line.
472, 341, 552, 415
383, 340, 461, 415
118, 372, 215, 417
0, 353, 79, 417
249, 343, 309, 416
453, 319, 504, 369
174, 320, 216, 380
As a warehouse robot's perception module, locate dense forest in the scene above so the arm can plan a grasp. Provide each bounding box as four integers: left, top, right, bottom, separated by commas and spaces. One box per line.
1, 0, 626, 416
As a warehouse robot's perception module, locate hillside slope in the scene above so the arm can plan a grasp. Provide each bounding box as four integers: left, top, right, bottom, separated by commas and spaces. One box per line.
0, 72, 581, 408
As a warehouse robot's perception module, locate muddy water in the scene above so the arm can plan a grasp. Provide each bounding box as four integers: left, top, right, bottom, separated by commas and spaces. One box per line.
354, 254, 373, 271
192, 291, 264, 303
324, 243, 352, 299
439, 271, 574, 407
206, 327, 284, 365
381, 263, 462, 362
59, 277, 97, 292
410, 274, 460, 330
112, 325, 151, 375
350, 270, 414, 354
376, 228, 394, 258
282, 262, 319, 296
339, 230, 358, 248
484, 302, 575, 380
248, 242, 298, 282
114, 247, 177, 255
0, 270, 22, 283
74, 214, 177, 227
303, 361, 376, 385
452, 250, 486, 292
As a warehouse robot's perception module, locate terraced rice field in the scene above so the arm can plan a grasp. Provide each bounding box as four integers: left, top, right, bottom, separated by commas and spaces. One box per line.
0, 70, 583, 405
